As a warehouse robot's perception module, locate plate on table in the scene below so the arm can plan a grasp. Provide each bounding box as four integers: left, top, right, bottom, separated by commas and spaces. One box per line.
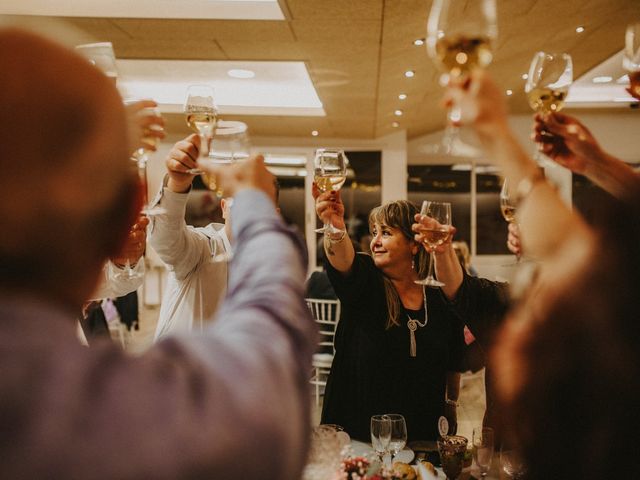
349, 440, 415, 464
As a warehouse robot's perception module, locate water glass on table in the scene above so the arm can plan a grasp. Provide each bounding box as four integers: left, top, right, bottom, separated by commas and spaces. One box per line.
472, 427, 494, 478
370, 415, 391, 465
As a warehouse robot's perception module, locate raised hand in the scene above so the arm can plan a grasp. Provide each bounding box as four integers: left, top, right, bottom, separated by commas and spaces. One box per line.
312, 184, 346, 232
111, 215, 149, 267
125, 99, 165, 154
412, 213, 456, 254
165, 134, 201, 193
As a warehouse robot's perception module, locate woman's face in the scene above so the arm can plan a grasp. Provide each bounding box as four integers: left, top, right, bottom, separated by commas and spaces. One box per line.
370, 222, 416, 272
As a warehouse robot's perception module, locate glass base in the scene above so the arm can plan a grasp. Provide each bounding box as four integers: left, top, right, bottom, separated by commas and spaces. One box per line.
141, 205, 167, 217
421, 138, 480, 160
186, 168, 205, 175
415, 276, 445, 288
315, 224, 345, 236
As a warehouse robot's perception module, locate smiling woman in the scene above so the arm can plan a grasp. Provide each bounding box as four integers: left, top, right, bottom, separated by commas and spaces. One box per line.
313, 188, 467, 442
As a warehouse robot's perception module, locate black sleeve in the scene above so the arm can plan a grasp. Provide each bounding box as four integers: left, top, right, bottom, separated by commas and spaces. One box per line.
445, 272, 511, 348
325, 252, 379, 305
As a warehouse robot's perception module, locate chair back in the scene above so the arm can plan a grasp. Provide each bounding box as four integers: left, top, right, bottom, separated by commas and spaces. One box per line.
305, 298, 341, 354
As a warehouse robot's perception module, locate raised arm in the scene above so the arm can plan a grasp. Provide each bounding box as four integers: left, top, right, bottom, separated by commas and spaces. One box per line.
313, 184, 355, 273
533, 112, 640, 201
448, 70, 596, 265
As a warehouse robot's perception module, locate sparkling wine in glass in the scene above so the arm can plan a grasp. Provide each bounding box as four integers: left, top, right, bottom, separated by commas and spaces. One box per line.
525, 51, 573, 166
624, 23, 640, 98
415, 201, 452, 287
386, 414, 407, 467
425, 0, 497, 158
438, 435, 468, 480
184, 85, 217, 174
313, 149, 348, 236
370, 415, 391, 465
472, 427, 494, 478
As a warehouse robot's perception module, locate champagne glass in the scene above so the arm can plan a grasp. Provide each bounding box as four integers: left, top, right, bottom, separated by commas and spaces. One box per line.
184, 85, 217, 175
426, 0, 497, 158
472, 427, 494, 478
370, 415, 391, 466
132, 106, 166, 217
499, 178, 519, 265
313, 149, 348, 235
624, 23, 640, 98
501, 447, 526, 479
199, 120, 250, 198
75, 42, 118, 84
386, 414, 407, 467
415, 201, 452, 287
438, 435, 468, 480
525, 52, 573, 166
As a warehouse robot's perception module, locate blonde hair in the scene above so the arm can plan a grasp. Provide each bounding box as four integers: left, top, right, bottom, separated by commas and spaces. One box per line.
369, 200, 428, 329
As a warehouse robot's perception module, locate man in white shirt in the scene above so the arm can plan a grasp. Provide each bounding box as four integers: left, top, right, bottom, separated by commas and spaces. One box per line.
149, 134, 231, 339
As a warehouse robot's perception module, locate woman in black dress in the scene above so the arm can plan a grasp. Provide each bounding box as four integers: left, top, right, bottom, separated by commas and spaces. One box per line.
314, 190, 466, 442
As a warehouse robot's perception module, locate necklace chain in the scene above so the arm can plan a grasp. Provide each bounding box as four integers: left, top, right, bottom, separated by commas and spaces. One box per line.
406, 287, 428, 357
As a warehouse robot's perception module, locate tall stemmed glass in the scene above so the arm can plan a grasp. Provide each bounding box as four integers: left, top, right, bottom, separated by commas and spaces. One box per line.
75, 42, 118, 85
313, 149, 348, 235
525, 52, 573, 166
184, 85, 217, 175
386, 414, 407, 467
415, 201, 452, 287
499, 178, 519, 265
370, 415, 391, 467
132, 106, 166, 217
426, 0, 497, 157
624, 23, 640, 98
501, 447, 526, 479
473, 427, 494, 478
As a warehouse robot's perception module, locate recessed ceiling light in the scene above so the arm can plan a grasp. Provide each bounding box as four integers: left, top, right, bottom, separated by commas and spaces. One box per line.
405, 70, 415, 78
394, 110, 403, 116
522, 73, 528, 80
576, 26, 585, 33
592, 76, 613, 84
311, 130, 319, 136
392, 122, 400, 128
227, 69, 255, 79
398, 93, 407, 100
413, 38, 425, 46
617, 74, 630, 84
506, 89, 513, 96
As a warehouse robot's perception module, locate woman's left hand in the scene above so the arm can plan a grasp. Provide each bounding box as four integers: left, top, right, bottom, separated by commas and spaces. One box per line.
411, 213, 457, 253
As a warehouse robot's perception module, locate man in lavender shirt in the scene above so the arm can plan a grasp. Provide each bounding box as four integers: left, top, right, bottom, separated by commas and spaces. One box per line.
0, 29, 316, 479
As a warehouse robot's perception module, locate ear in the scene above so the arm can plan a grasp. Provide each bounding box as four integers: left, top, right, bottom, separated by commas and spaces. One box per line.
411, 242, 419, 256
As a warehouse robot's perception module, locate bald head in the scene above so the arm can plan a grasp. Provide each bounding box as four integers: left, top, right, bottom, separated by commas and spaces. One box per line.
0, 29, 138, 307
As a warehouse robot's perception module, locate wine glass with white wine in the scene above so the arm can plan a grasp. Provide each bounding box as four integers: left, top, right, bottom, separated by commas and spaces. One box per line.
184, 85, 217, 175
415, 201, 452, 288
313, 149, 348, 235
525, 51, 573, 166
426, 0, 497, 157
624, 23, 640, 99
75, 42, 118, 85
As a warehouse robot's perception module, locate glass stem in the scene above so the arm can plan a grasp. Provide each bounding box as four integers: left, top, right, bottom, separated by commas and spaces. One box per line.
427, 250, 436, 280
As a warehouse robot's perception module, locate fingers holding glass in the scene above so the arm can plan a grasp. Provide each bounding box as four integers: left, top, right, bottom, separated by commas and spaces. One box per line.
415, 201, 452, 287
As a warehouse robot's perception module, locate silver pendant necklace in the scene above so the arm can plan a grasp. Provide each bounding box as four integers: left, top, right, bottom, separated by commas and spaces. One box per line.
406, 286, 428, 357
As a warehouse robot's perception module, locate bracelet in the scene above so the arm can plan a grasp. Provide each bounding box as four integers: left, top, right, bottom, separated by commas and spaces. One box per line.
326, 229, 347, 244
514, 171, 546, 207
445, 398, 458, 407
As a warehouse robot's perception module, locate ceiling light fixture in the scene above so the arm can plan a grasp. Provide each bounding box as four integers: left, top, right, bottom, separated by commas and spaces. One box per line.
394, 110, 403, 116
227, 69, 255, 79
413, 38, 425, 46
398, 93, 407, 100
405, 70, 415, 78
522, 73, 528, 80
576, 26, 585, 33
506, 89, 513, 96
311, 130, 319, 136
392, 122, 399, 128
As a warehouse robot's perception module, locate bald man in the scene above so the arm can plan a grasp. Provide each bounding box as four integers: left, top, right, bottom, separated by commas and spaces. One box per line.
0, 29, 315, 479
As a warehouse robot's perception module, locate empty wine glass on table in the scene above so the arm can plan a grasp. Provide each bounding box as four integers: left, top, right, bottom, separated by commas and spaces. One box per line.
525, 51, 573, 166
313, 149, 348, 235
624, 23, 640, 99
501, 447, 526, 479
370, 415, 391, 466
472, 427, 494, 478
415, 201, 452, 287
438, 435, 468, 480
184, 85, 217, 175
425, 0, 497, 158
386, 414, 407, 467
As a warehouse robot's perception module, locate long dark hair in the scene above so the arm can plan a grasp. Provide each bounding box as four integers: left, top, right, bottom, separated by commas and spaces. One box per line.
368, 200, 428, 329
